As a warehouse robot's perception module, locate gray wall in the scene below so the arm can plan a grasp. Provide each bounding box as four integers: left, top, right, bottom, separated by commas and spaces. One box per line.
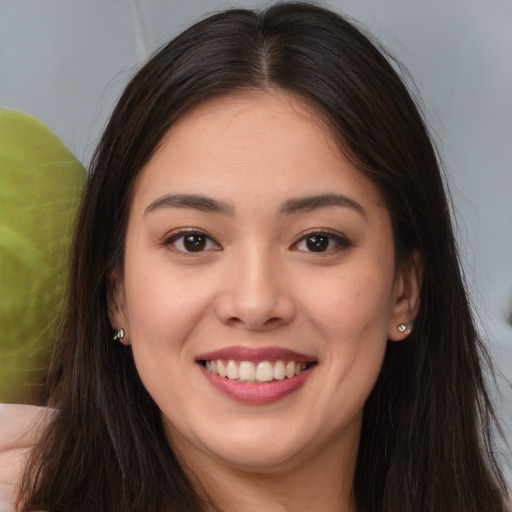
1, 0, 511, 476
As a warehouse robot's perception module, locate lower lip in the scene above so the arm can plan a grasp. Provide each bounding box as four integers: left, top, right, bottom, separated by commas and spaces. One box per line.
199, 365, 314, 405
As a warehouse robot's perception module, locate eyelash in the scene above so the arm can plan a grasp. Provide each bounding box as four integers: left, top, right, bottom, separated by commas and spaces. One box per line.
162, 229, 221, 253
292, 229, 351, 254
162, 228, 350, 255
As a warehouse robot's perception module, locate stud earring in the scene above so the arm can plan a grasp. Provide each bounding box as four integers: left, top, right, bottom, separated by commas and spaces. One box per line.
397, 323, 411, 335
113, 328, 125, 341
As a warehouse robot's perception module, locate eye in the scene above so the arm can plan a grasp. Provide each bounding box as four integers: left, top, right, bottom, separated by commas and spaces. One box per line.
163, 230, 221, 253
292, 231, 350, 253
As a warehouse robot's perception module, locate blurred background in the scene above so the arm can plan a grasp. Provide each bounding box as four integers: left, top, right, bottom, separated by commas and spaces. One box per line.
0, 0, 511, 476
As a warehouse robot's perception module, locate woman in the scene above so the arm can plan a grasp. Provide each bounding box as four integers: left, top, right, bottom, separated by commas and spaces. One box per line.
1, 2, 509, 511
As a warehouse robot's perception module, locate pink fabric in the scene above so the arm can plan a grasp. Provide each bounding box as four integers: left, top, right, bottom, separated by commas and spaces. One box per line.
0, 404, 50, 512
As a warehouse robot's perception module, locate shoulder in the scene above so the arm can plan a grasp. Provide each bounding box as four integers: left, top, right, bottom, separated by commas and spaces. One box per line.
0, 404, 52, 512
0, 404, 50, 449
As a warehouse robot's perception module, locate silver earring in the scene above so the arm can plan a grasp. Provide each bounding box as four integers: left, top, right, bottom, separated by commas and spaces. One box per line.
113, 328, 125, 341
397, 323, 411, 335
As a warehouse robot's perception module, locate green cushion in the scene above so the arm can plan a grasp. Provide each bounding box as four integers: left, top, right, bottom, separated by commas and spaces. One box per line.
0, 109, 86, 404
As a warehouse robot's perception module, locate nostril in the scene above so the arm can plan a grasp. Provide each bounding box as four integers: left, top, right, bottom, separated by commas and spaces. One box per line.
227, 316, 286, 331
224, 315, 281, 329
264, 317, 284, 326
214, 286, 296, 330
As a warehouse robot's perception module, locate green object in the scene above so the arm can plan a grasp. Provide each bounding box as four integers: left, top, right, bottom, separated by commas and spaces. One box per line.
0, 109, 86, 404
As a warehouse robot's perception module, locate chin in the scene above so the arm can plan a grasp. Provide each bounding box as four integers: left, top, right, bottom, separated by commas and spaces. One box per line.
191, 417, 324, 472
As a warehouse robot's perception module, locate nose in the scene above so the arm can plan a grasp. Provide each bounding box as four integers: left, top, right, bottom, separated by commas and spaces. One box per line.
214, 249, 296, 331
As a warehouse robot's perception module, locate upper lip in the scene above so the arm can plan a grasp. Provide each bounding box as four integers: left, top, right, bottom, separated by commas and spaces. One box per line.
196, 345, 316, 363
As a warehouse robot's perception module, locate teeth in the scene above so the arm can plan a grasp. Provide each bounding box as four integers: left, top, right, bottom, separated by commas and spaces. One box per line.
239, 361, 256, 381
226, 360, 238, 379
204, 359, 310, 383
256, 361, 274, 382
285, 361, 295, 378
217, 360, 226, 378
273, 360, 285, 380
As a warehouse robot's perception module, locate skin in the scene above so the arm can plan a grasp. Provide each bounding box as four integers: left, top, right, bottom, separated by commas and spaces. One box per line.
110, 91, 421, 512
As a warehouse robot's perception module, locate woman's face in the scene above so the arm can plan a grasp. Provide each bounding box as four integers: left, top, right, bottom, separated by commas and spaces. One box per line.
111, 91, 419, 475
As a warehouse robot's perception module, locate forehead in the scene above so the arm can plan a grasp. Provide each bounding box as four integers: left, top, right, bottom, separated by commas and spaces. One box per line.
164, 90, 333, 144
131, 90, 385, 213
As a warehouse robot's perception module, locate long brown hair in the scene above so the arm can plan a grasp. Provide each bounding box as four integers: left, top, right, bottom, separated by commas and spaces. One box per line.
20, 3, 509, 511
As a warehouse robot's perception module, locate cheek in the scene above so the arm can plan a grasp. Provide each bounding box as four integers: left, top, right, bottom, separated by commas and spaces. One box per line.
121, 263, 202, 410
301, 265, 393, 394
123, 249, 212, 340
300, 272, 392, 427
303, 269, 394, 344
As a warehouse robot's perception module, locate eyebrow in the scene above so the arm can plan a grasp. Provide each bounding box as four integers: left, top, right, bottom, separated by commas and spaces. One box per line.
280, 193, 367, 218
143, 192, 366, 218
144, 194, 235, 216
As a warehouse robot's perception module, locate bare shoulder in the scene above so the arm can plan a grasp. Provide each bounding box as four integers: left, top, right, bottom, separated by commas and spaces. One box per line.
0, 404, 52, 512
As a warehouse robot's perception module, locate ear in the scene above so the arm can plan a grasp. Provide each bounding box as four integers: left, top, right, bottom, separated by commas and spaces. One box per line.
108, 268, 130, 345
388, 250, 422, 341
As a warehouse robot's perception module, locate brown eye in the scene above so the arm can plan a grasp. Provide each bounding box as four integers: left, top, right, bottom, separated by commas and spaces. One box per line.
164, 230, 220, 253
183, 233, 206, 252
306, 234, 329, 252
293, 231, 351, 254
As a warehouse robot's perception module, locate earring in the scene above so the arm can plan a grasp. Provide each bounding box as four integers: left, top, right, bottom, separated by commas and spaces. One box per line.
113, 328, 125, 341
397, 323, 411, 335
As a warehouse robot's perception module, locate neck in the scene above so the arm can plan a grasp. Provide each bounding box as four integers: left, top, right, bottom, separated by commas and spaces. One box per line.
201, 462, 357, 512
175, 428, 360, 512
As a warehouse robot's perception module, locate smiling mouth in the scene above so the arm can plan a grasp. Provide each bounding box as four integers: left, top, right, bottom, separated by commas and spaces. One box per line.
200, 359, 317, 384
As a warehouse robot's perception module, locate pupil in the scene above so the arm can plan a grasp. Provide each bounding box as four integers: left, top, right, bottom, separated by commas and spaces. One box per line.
184, 234, 206, 252
306, 235, 328, 252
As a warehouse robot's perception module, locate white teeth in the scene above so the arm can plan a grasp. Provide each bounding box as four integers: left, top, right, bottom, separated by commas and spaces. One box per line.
273, 360, 286, 380
226, 360, 238, 379
256, 361, 274, 382
285, 361, 295, 378
238, 361, 256, 381
205, 359, 311, 383
217, 360, 226, 378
